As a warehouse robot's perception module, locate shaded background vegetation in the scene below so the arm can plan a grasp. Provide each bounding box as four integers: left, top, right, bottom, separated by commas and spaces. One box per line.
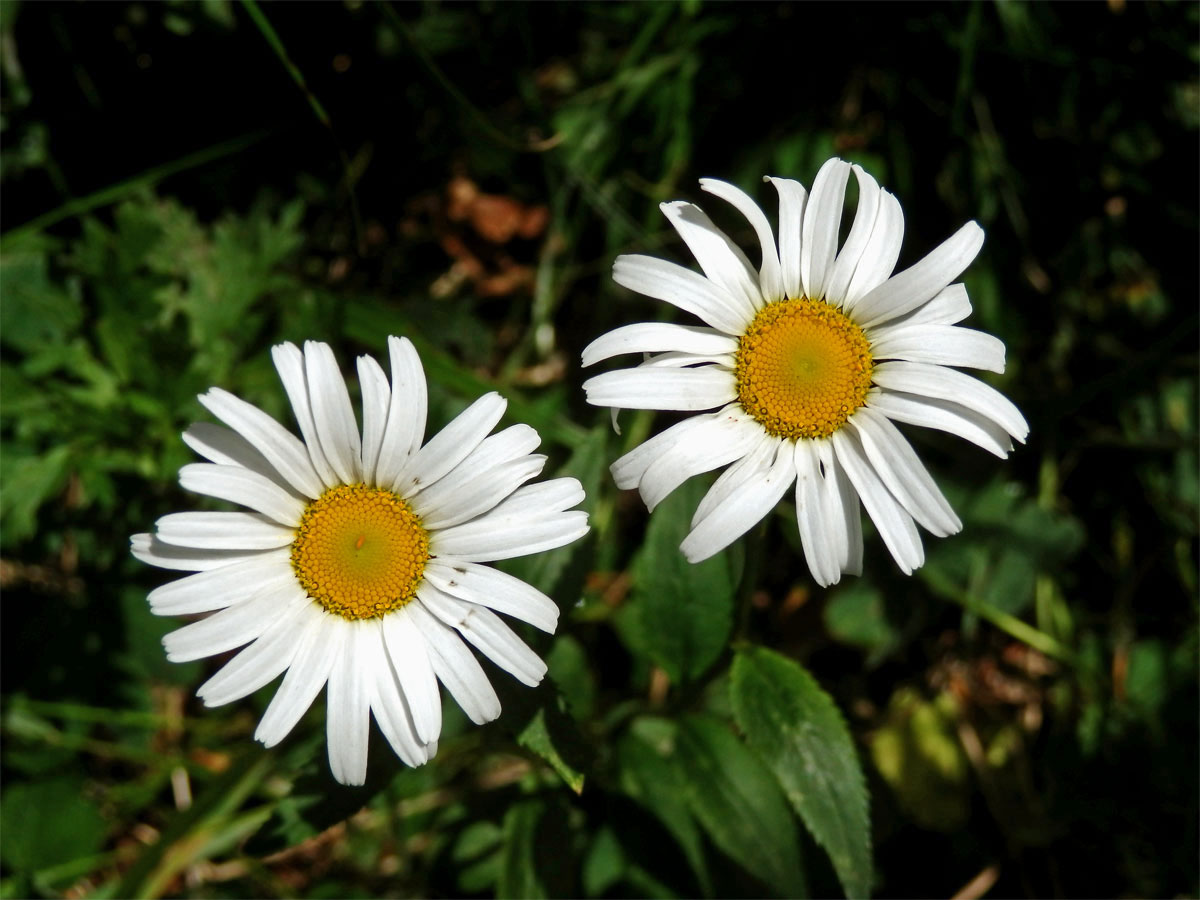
1, 1, 1196, 897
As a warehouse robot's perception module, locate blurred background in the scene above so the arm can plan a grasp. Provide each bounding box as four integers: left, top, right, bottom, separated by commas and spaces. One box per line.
1, 2, 1196, 898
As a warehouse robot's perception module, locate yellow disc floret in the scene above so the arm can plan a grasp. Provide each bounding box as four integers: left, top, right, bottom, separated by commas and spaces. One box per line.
735, 297, 874, 441
291, 484, 429, 620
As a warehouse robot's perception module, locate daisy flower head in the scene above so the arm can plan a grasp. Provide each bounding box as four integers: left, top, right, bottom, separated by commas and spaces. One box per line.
582, 158, 1028, 586
132, 337, 589, 785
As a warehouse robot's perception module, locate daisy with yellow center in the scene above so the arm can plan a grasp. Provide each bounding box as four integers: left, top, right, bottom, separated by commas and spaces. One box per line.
132, 337, 588, 785
582, 158, 1028, 584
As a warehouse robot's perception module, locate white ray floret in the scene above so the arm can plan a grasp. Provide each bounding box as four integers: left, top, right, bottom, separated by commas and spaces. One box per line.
583, 158, 1027, 585
133, 336, 588, 785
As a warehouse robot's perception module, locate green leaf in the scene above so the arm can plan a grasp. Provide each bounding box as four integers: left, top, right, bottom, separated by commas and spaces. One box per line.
619, 477, 735, 684
0, 249, 83, 353
0, 776, 107, 872
0, 445, 72, 547
508, 679, 592, 793
498, 798, 573, 899
675, 714, 807, 898
731, 647, 872, 899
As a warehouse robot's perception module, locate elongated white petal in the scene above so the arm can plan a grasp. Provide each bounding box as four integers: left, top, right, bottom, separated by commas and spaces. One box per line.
608, 404, 744, 489
766, 176, 808, 300
870, 323, 1006, 373
819, 440, 864, 576
270, 342, 339, 490
415, 456, 545, 531
482, 477, 585, 519
661, 200, 762, 312
825, 164, 882, 306
681, 437, 795, 562
131, 534, 274, 572
793, 440, 839, 587
179, 464, 306, 527
425, 559, 559, 633
418, 585, 547, 687
636, 351, 733, 369
886, 283, 971, 326
147, 549, 294, 615
582, 368, 735, 411
700, 178, 782, 303
357, 354, 391, 486
831, 429, 924, 574
373, 336, 428, 490
162, 580, 300, 663
325, 621, 373, 786
581, 323, 737, 368
381, 608, 442, 745
394, 393, 507, 497
255, 611, 343, 747
198, 387, 324, 499
867, 390, 1014, 457
304, 341, 361, 485
154, 512, 294, 550
367, 622, 432, 767
871, 361, 1028, 441
406, 602, 500, 725
182, 423, 292, 492
613, 254, 752, 335
197, 594, 320, 706
688, 433, 776, 527
853, 222, 985, 328
801, 158, 852, 301
848, 408, 961, 536
637, 411, 765, 511
844, 190, 905, 309
431, 510, 588, 562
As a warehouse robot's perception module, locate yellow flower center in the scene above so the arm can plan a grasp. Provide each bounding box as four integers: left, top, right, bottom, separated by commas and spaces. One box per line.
734, 297, 873, 441
290, 484, 429, 620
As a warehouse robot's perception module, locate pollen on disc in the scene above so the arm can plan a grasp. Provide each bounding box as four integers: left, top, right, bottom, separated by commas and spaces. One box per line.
735, 297, 874, 441
291, 484, 430, 620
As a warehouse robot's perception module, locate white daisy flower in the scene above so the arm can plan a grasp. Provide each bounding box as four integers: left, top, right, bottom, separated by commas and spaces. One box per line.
582, 158, 1028, 586
132, 337, 589, 786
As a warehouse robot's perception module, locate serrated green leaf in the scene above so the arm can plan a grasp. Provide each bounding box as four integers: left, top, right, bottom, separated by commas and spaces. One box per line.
619, 477, 734, 684
675, 714, 806, 898
511, 681, 590, 793
731, 647, 872, 899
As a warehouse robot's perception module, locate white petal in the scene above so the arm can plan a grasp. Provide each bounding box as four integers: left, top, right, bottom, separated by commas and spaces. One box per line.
680, 436, 796, 562
765, 176, 808, 300
853, 222, 985, 328
636, 351, 734, 369
481, 477, 585, 519
182, 423, 292, 493
688, 431, 776, 527
608, 405, 741, 489
424, 559, 559, 633
131, 533, 276, 572
636, 410, 765, 511
581, 323, 738, 368
831, 429, 924, 574
886, 283, 972, 326
179, 464, 306, 527
867, 390, 1015, 458
869, 323, 1006, 373
367, 623, 433, 767
197, 596, 320, 707
843, 190, 905, 310
825, 164, 882, 306
613, 254, 752, 335
372, 336, 429, 490
871, 361, 1028, 441
418, 585, 547, 687
304, 341, 361, 485
582, 368, 735, 412
198, 387, 324, 499
147, 550, 294, 615
848, 408, 961, 536
660, 200, 762, 312
394, 393, 506, 497
793, 440, 840, 587
154, 512, 294, 550
271, 342, 339, 489
357, 354, 391, 486
819, 440, 864, 576
255, 611, 343, 748
430, 510, 588, 562
163, 581, 300, 663
381, 608, 442, 745
326, 620, 372, 786
406, 602, 500, 725
800, 158, 852, 302
700, 178, 782, 303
